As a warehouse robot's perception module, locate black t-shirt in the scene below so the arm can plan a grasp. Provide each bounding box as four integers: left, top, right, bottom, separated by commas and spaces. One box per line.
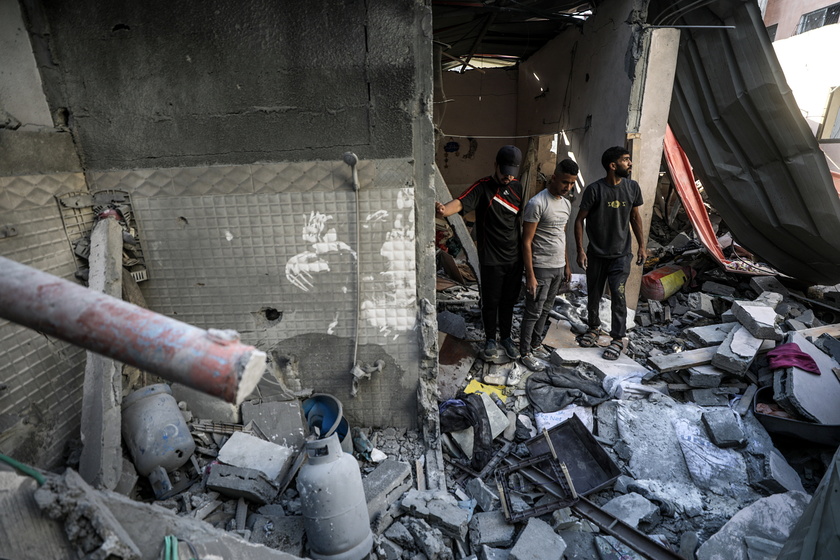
457, 175, 523, 266
578, 177, 643, 258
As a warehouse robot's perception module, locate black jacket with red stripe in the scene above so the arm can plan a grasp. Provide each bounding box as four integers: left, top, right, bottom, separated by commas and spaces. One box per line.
457, 175, 523, 266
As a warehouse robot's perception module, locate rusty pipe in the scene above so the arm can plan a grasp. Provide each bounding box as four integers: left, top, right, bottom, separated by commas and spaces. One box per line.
0, 257, 265, 404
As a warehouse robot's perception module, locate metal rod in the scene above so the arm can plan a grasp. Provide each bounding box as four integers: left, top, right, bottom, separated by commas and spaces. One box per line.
644, 25, 735, 29
0, 257, 265, 404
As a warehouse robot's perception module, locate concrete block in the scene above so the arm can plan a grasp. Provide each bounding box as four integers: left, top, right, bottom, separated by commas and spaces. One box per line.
596, 400, 619, 445
679, 531, 699, 560
551, 507, 577, 531
754, 291, 784, 309
402, 517, 453, 560
465, 477, 500, 512
509, 517, 566, 560
702, 281, 736, 297
816, 333, 840, 362
378, 537, 404, 560
749, 276, 789, 298
114, 457, 138, 496
721, 309, 737, 323
687, 365, 724, 388
701, 408, 746, 448
240, 400, 306, 449
363, 459, 412, 522
744, 536, 784, 559
481, 545, 510, 560
384, 521, 414, 548
206, 463, 277, 504
551, 347, 651, 381
784, 318, 807, 331
601, 492, 660, 530
688, 292, 717, 318
172, 382, 239, 423
732, 300, 782, 341
685, 323, 736, 347
689, 389, 730, 406
748, 449, 805, 495
400, 488, 471, 539
784, 332, 840, 424
248, 514, 305, 556
469, 510, 516, 548
217, 431, 295, 481
798, 309, 817, 328
711, 325, 763, 375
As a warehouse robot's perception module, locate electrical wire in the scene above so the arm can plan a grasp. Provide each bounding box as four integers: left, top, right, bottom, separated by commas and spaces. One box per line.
0, 452, 45, 485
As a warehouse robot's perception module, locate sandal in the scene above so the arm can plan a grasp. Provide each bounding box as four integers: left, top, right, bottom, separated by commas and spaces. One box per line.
603, 339, 623, 361
577, 329, 599, 348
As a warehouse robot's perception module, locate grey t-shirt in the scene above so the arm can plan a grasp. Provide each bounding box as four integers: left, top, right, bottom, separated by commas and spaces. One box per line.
523, 188, 572, 269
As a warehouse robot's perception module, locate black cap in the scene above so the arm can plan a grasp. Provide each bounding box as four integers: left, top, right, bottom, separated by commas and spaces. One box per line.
496, 145, 522, 177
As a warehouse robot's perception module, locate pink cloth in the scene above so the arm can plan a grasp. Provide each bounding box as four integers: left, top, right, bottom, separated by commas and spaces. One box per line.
766, 343, 821, 375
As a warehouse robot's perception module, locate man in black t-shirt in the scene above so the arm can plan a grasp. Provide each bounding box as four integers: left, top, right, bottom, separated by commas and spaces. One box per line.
436, 145, 524, 361
573, 146, 646, 360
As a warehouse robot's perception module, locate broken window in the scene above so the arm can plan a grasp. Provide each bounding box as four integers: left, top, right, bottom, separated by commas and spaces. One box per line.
796, 2, 840, 34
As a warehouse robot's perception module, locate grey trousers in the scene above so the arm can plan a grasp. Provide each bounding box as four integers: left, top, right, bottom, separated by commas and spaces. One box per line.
519, 267, 563, 355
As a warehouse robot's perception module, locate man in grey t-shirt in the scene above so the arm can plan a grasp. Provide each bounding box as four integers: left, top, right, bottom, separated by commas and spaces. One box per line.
519, 159, 578, 372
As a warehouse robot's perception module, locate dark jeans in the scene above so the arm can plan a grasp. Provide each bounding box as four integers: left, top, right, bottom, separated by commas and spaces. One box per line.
519, 267, 563, 355
585, 253, 631, 340
480, 261, 523, 341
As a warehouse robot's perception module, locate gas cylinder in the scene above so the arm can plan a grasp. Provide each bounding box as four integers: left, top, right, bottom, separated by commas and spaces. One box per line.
121, 383, 195, 477
297, 433, 373, 560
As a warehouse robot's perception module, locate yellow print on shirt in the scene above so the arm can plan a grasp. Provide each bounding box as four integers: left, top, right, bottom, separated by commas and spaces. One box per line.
607, 200, 627, 208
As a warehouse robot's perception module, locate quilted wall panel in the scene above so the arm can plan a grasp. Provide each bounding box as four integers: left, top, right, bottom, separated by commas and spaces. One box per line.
90, 158, 420, 427
0, 173, 88, 470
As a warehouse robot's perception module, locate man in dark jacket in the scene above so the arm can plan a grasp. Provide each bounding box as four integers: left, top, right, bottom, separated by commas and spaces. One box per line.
436, 145, 524, 361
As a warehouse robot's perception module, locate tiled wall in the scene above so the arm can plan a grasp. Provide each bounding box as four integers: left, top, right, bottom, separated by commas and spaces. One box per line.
0, 172, 89, 469
88, 158, 421, 428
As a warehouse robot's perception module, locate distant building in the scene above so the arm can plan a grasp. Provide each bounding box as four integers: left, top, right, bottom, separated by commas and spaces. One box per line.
763, 0, 840, 41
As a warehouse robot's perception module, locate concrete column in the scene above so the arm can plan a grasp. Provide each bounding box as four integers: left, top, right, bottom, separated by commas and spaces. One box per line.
80, 217, 124, 490
625, 28, 681, 310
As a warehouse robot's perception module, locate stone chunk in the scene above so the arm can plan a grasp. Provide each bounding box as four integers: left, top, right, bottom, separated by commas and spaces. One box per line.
364, 459, 412, 522
711, 325, 763, 375
466, 477, 500, 513
688, 292, 717, 318
240, 400, 306, 449
469, 510, 516, 549
750, 276, 789, 298
384, 521, 414, 548
600, 492, 660, 530
400, 488, 470, 539
172, 382, 239, 423
217, 431, 295, 481
732, 300, 782, 341
206, 463, 277, 504
702, 281, 736, 297
685, 323, 736, 347
689, 389, 730, 407
481, 545, 511, 560
509, 518, 566, 560
248, 514, 305, 555
687, 365, 724, 388
747, 449, 806, 495
701, 408, 746, 448
402, 517, 454, 560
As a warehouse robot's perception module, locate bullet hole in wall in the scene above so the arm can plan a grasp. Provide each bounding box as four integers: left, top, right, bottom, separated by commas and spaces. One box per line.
264, 308, 282, 322
112, 23, 130, 32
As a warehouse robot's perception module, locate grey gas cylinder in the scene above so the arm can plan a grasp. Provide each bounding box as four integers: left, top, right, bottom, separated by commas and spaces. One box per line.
297, 433, 373, 560
121, 384, 195, 478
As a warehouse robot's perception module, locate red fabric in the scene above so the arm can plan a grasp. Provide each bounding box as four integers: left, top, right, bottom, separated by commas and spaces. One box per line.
766, 343, 821, 375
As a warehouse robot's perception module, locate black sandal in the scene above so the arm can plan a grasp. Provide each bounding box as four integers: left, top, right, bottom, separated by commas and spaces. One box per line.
577, 329, 599, 348
603, 339, 623, 361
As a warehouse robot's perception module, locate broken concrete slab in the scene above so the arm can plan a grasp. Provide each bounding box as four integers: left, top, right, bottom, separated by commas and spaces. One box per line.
750, 276, 789, 298
508, 517, 566, 560
647, 346, 719, 374
217, 431, 295, 481
363, 459, 412, 522
686, 364, 724, 388
600, 492, 660, 530
465, 477, 500, 513
701, 408, 746, 448
480, 545, 511, 560
402, 516, 454, 560
0, 472, 80, 559
468, 510, 516, 549
438, 310, 468, 338
673, 417, 749, 493
702, 281, 736, 297
207, 463, 278, 504
241, 400, 306, 449
551, 347, 651, 382
684, 323, 736, 347
732, 300, 782, 341
687, 292, 717, 318
696, 491, 810, 560
782, 332, 840, 424
711, 325, 763, 375
400, 488, 471, 540
746, 449, 806, 495
172, 382, 240, 423
689, 388, 730, 406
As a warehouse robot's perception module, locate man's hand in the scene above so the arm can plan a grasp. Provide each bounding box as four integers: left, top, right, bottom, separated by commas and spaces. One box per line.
636, 247, 647, 266
526, 275, 538, 298
435, 201, 446, 218
564, 264, 572, 283
577, 252, 587, 271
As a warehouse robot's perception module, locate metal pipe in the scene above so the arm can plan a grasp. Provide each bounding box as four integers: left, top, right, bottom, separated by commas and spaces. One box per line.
0, 257, 265, 404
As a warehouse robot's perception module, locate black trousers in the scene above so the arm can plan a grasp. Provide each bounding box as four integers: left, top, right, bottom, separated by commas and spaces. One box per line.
585, 253, 631, 340
480, 261, 523, 341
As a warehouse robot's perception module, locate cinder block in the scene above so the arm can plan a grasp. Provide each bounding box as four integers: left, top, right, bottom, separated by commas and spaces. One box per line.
363, 459, 412, 522
206, 463, 277, 504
